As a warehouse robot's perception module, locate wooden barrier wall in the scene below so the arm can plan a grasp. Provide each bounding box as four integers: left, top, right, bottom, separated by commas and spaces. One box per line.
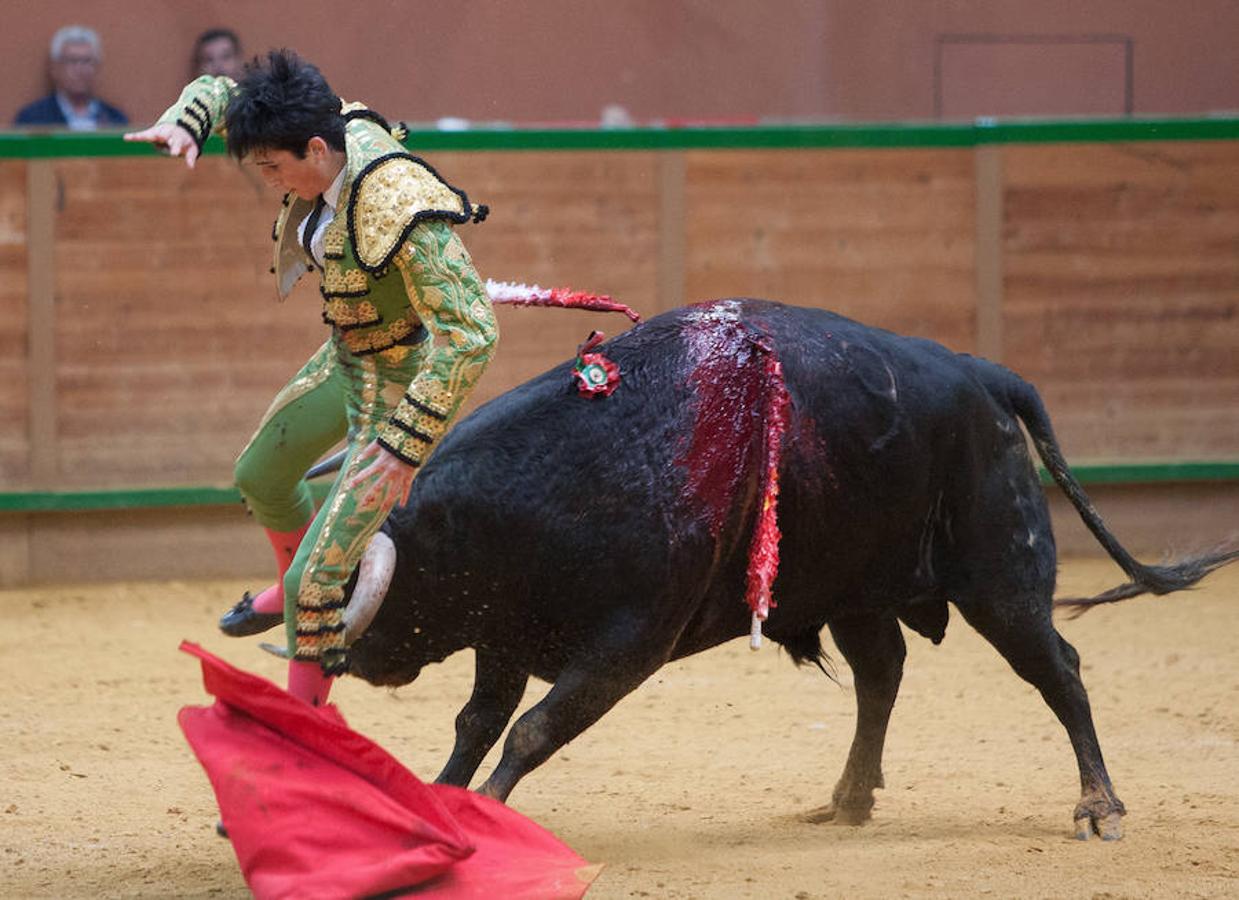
1, 137, 1237, 582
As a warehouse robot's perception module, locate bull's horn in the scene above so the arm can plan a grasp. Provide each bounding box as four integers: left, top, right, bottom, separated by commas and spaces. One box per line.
305, 449, 347, 480
343, 531, 397, 644
259, 641, 290, 659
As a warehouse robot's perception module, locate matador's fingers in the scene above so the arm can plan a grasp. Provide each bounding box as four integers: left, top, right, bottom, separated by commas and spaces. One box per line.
345, 466, 375, 494
123, 124, 169, 143
124, 123, 199, 169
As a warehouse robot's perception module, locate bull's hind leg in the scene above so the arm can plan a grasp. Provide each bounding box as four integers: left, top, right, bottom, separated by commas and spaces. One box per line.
804, 615, 906, 825
436, 650, 529, 788
953, 593, 1126, 839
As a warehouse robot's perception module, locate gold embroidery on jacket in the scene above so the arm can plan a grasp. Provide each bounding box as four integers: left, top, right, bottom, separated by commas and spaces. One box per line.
374, 422, 432, 465
352, 157, 469, 270
405, 386, 455, 418
390, 402, 449, 442
377, 344, 413, 365
322, 260, 369, 296
339, 313, 423, 354
322, 298, 380, 328
323, 224, 346, 258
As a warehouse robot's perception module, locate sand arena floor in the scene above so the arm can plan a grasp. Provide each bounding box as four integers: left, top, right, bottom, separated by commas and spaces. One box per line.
2, 558, 1238, 898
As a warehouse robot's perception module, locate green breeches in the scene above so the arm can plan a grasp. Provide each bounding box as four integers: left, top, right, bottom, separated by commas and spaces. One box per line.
234, 338, 429, 674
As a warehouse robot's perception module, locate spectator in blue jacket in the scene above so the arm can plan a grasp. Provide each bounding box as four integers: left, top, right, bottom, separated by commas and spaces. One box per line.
13, 26, 128, 129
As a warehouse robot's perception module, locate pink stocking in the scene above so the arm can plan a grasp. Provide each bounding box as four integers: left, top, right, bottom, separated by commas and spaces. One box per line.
287, 660, 334, 706
249, 523, 311, 615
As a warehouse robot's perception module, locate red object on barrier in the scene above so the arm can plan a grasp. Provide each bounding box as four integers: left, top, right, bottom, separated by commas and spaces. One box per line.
178, 642, 600, 900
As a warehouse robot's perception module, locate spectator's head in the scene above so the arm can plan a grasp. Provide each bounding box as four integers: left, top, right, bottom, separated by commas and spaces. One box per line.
49, 25, 103, 104
193, 28, 243, 79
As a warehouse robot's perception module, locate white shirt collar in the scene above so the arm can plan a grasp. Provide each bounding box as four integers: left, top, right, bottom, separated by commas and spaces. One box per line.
321, 165, 346, 212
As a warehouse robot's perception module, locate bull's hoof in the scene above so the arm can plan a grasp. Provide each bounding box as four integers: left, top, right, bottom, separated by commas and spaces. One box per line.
1074, 812, 1123, 841
215, 820, 229, 839
219, 593, 283, 637
800, 802, 871, 826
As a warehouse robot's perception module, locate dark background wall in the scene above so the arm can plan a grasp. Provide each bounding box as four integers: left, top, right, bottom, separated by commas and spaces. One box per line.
4, 0, 1239, 128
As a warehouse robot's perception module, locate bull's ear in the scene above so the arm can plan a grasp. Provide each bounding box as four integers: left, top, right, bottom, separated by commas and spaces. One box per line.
344, 532, 397, 644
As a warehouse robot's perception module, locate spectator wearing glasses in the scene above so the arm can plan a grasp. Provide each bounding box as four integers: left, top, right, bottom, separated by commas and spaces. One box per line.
14, 25, 128, 129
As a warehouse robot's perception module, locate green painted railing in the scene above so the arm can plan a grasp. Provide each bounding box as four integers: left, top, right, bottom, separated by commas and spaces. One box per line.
3, 115, 1239, 158
1, 461, 1235, 513
0, 483, 333, 513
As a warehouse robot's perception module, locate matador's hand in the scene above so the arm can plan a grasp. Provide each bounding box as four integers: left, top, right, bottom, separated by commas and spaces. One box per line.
346, 441, 417, 511
123, 122, 201, 169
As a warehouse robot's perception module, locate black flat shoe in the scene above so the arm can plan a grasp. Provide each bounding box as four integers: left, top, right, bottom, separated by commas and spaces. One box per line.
218, 592, 284, 637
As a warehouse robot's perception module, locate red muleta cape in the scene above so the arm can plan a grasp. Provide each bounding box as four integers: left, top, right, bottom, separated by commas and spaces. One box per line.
178, 642, 599, 899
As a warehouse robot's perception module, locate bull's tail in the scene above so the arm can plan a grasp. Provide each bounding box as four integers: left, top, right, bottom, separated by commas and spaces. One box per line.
972, 358, 1239, 615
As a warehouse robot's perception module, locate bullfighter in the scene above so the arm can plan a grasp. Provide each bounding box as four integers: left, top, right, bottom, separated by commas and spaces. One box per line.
125, 49, 498, 706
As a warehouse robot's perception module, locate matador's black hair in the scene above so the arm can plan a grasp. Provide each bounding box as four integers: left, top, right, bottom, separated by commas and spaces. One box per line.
225, 49, 345, 160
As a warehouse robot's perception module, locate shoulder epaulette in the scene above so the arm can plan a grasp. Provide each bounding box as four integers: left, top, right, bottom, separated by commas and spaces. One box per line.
347, 153, 487, 275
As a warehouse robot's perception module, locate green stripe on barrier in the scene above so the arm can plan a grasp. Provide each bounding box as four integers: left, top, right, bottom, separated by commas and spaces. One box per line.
1, 461, 1235, 513
4, 116, 1239, 158
1035, 460, 1239, 487
0, 482, 333, 513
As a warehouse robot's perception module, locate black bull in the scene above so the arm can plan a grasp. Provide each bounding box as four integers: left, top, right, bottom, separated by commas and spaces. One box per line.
340, 298, 1235, 839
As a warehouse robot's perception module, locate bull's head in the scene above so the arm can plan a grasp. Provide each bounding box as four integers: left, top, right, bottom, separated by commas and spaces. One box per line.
344, 529, 463, 687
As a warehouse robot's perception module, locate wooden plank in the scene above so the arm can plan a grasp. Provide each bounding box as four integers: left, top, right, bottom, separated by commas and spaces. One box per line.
0, 161, 30, 486
0, 517, 30, 587
26, 162, 55, 485
1046, 482, 1239, 559
682, 148, 978, 351
657, 153, 686, 317
50, 156, 305, 487
31, 143, 1239, 499
1002, 141, 1239, 458
427, 151, 659, 400
27, 506, 268, 584
974, 146, 1004, 362
47, 153, 660, 488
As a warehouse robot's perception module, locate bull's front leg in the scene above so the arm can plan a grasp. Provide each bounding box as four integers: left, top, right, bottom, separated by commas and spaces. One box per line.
436, 651, 529, 788
477, 651, 662, 802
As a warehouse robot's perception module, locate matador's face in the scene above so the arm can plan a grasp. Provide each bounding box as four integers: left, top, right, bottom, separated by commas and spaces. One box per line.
249, 137, 342, 200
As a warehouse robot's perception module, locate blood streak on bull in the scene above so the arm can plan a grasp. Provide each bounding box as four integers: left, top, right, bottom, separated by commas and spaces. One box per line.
678, 300, 792, 647
745, 338, 790, 646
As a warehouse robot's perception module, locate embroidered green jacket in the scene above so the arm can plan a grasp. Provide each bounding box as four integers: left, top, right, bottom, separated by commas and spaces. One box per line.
159, 76, 498, 466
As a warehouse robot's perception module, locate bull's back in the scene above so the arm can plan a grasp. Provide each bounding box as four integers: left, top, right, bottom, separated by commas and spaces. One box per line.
392, 300, 1017, 636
